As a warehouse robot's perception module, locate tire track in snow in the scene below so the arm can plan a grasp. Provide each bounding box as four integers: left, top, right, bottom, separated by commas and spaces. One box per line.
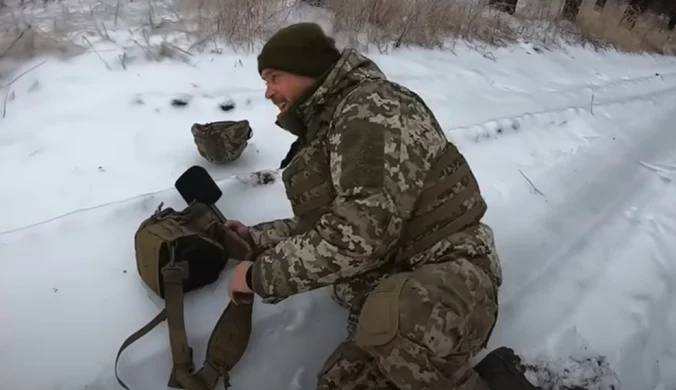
447, 75, 676, 139
489, 96, 676, 354
521, 144, 676, 390
539, 69, 676, 95
563, 157, 676, 389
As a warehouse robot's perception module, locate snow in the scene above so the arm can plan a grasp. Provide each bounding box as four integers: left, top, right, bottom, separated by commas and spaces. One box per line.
2, 7, 676, 390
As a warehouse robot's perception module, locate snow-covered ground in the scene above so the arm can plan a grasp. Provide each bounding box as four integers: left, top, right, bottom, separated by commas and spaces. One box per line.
3, 6, 676, 390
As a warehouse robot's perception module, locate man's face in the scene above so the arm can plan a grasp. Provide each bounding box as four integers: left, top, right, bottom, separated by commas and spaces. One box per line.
262, 69, 317, 114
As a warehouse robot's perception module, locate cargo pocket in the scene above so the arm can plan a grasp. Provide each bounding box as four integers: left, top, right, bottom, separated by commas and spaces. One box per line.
354, 273, 410, 348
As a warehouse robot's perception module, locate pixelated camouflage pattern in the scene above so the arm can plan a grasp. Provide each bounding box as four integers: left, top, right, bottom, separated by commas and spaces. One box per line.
249, 48, 501, 306
337, 223, 501, 336
191, 120, 252, 164
318, 259, 497, 390
315, 341, 395, 390
249, 216, 299, 254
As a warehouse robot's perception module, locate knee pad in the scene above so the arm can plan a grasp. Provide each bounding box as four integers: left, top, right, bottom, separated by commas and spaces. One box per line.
354, 273, 410, 348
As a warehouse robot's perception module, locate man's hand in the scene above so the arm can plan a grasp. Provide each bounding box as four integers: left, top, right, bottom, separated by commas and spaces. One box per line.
225, 220, 254, 247
229, 261, 255, 305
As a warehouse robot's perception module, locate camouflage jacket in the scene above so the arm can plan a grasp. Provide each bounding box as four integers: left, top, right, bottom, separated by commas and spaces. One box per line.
247, 49, 502, 309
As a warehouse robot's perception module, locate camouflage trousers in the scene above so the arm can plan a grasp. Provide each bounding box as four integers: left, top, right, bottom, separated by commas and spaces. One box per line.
317, 258, 498, 390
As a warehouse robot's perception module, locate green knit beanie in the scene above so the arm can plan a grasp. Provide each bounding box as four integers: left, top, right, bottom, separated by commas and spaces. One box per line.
257, 22, 341, 78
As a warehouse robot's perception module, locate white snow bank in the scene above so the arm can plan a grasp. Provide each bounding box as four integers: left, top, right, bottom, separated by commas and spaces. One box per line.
2, 22, 676, 390
2, 40, 675, 233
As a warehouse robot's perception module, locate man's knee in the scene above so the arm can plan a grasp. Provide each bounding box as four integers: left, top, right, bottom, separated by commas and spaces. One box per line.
352, 260, 498, 388
353, 273, 409, 348
355, 260, 497, 354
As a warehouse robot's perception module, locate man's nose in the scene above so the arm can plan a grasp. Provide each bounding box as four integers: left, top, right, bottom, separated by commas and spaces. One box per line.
265, 85, 274, 100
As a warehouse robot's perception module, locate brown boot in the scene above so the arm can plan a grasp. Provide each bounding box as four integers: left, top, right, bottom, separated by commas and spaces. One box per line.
473, 347, 542, 390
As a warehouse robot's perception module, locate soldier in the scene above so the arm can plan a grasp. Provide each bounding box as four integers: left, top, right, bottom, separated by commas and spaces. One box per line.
225, 22, 541, 390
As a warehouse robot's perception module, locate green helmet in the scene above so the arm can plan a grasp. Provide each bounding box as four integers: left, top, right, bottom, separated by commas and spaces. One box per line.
191, 119, 253, 164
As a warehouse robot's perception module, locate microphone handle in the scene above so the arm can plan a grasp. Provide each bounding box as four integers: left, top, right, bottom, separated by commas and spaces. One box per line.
209, 204, 228, 223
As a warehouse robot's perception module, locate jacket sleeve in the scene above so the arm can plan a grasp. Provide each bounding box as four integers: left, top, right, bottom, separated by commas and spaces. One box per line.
248, 217, 299, 254
249, 81, 447, 299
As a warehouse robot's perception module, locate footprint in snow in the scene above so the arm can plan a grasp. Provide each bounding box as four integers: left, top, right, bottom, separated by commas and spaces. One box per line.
623, 206, 642, 223
288, 367, 305, 390
171, 95, 191, 107
639, 161, 676, 182
524, 354, 620, 390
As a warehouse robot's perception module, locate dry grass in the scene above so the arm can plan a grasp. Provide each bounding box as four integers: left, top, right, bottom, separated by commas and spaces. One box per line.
324, 0, 519, 51
0, 1, 88, 63
170, 0, 292, 53
2, 0, 675, 115
1, 25, 84, 60
574, 5, 675, 55
0, 0, 675, 70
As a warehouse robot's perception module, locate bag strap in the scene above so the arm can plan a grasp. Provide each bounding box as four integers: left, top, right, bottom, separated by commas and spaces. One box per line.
163, 261, 202, 389
115, 245, 253, 390
194, 300, 253, 388
165, 265, 254, 390
115, 309, 167, 390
